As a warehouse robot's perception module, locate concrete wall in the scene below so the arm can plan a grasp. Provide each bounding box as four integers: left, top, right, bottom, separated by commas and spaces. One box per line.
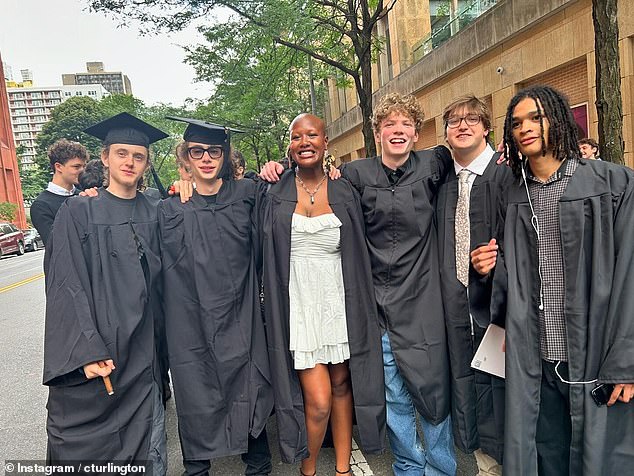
325, 0, 634, 168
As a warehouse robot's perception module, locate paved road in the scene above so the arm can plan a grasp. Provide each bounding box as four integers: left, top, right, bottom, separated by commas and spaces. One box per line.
0, 252, 477, 475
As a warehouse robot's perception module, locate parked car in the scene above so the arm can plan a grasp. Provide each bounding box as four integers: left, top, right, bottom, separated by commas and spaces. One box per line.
23, 228, 44, 252
0, 222, 25, 258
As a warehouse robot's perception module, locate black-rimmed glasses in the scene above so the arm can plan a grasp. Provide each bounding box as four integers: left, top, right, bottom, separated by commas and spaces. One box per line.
187, 146, 223, 160
447, 114, 481, 128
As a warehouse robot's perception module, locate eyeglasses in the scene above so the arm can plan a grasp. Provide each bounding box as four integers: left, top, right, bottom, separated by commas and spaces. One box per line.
187, 146, 223, 160
446, 113, 481, 128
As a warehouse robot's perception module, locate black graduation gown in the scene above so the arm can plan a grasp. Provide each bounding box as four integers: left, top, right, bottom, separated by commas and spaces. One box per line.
491, 159, 634, 475
435, 153, 513, 462
43, 190, 162, 462
158, 179, 273, 461
340, 147, 452, 424
261, 172, 386, 464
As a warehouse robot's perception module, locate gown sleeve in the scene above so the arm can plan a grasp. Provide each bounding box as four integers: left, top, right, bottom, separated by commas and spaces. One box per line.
598, 177, 634, 383
484, 190, 509, 328
42, 202, 110, 386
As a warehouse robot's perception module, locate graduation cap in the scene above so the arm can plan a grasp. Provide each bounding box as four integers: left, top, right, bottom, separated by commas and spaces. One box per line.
84, 112, 168, 148
166, 116, 244, 145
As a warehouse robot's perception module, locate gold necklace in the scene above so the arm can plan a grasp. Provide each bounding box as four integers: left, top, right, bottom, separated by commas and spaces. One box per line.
295, 169, 327, 204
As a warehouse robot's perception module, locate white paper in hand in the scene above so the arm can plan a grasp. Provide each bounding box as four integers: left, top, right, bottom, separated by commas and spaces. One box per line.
471, 324, 505, 379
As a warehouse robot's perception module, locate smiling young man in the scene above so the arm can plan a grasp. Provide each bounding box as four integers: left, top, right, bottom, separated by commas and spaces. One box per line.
31, 139, 88, 245
435, 96, 513, 476
578, 137, 600, 160
159, 117, 274, 476
472, 85, 634, 475
343, 93, 456, 476
43, 113, 168, 473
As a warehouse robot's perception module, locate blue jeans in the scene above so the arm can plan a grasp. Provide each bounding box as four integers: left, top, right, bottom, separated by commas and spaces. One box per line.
382, 332, 456, 476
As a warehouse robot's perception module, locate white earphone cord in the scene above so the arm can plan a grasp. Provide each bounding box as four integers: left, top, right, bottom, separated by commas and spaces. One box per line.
555, 361, 598, 385
521, 162, 545, 311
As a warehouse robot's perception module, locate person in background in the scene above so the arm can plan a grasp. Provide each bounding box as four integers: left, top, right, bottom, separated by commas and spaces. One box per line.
472, 85, 634, 476
436, 95, 512, 475
78, 159, 105, 190
578, 137, 600, 160
175, 142, 194, 181
232, 149, 246, 179
31, 139, 88, 245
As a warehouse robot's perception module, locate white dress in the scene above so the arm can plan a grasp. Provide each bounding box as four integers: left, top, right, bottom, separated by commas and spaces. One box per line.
289, 213, 350, 370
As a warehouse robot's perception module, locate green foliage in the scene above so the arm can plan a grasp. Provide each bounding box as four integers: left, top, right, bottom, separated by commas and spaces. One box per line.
184, 16, 328, 169
19, 167, 49, 203
87, 0, 398, 158
0, 202, 18, 222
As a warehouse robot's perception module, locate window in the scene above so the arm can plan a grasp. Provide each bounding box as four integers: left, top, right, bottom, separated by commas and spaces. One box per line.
75, 91, 82, 96
64, 91, 72, 97
88, 90, 96, 96
571, 103, 589, 138
377, 15, 393, 87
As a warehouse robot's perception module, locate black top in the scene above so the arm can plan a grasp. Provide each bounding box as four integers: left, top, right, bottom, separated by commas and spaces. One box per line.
199, 193, 218, 206
30, 190, 73, 246
382, 160, 407, 185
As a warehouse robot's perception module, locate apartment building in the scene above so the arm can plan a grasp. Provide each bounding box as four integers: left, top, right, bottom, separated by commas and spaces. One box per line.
63, 61, 132, 95
6, 84, 109, 168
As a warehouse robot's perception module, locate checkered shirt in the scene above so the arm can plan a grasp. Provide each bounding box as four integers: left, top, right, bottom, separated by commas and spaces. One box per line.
526, 157, 579, 362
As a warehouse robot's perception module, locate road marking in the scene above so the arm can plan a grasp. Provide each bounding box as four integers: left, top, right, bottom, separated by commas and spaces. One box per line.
0, 272, 44, 294
351, 438, 374, 475
2, 266, 44, 280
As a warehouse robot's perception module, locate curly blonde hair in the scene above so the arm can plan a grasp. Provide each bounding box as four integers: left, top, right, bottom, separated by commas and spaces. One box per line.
372, 93, 425, 133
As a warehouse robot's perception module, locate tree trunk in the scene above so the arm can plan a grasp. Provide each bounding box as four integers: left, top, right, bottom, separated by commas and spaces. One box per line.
354, 68, 377, 158
592, 0, 624, 164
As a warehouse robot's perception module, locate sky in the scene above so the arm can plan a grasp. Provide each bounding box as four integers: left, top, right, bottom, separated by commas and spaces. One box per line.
0, 0, 217, 107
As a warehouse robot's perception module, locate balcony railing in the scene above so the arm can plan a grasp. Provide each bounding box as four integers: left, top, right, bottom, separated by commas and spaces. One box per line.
413, 0, 498, 62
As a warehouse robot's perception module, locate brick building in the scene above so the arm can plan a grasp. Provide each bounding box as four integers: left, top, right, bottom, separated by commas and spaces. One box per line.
0, 53, 27, 229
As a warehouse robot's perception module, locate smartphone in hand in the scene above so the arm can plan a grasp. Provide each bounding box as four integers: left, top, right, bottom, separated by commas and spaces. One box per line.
591, 383, 615, 406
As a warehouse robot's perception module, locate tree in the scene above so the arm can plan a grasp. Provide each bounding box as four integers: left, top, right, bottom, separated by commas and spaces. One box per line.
592, 0, 624, 164
18, 166, 48, 203
185, 18, 325, 170
88, 0, 397, 158
16, 144, 48, 203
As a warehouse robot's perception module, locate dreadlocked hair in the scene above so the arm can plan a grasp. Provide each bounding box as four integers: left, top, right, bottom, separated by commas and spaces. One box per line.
503, 85, 581, 178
